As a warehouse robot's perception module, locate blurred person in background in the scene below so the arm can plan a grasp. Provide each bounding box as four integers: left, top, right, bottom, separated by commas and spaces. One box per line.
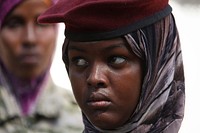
0, 0, 83, 133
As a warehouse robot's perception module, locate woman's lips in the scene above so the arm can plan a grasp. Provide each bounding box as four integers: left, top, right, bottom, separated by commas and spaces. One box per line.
87, 93, 111, 109
88, 101, 111, 107
19, 53, 40, 65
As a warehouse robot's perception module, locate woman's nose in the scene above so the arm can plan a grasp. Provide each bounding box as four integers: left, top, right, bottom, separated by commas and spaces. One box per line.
24, 23, 36, 44
86, 63, 108, 88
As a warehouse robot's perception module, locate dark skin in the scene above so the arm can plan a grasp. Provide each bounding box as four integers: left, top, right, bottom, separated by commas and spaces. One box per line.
67, 37, 143, 130
0, 0, 57, 79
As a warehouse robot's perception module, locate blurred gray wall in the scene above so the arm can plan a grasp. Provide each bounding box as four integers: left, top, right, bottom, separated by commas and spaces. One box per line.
174, 0, 200, 5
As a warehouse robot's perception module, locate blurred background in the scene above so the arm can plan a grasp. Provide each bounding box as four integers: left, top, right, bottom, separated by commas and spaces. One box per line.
50, 1, 200, 132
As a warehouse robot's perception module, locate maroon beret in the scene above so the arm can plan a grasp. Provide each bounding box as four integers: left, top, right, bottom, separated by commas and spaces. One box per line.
38, 0, 172, 41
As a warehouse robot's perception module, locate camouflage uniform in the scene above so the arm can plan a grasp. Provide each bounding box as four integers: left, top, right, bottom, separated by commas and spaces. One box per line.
0, 77, 83, 133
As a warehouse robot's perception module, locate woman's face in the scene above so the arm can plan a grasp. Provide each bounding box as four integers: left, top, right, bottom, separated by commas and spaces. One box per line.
68, 38, 143, 130
0, 0, 57, 79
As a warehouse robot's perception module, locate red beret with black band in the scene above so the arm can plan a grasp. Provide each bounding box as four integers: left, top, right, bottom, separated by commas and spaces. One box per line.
38, 0, 172, 41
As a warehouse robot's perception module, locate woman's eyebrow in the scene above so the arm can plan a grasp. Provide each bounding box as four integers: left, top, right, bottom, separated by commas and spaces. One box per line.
104, 43, 126, 51
68, 45, 86, 52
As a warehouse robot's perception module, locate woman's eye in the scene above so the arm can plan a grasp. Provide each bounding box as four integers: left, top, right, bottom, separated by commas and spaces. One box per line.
73, 58, 88, 67
110, 56, 126, 65
5, 21, 22, 29
3, 18, 24, 29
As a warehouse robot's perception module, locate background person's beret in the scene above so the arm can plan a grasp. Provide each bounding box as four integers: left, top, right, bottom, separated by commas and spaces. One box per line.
38, 0, 172, 41
0, 0, 57, 29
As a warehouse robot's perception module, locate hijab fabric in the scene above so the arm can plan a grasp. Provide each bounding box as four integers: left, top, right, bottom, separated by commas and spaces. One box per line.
78, 14, 185, 133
